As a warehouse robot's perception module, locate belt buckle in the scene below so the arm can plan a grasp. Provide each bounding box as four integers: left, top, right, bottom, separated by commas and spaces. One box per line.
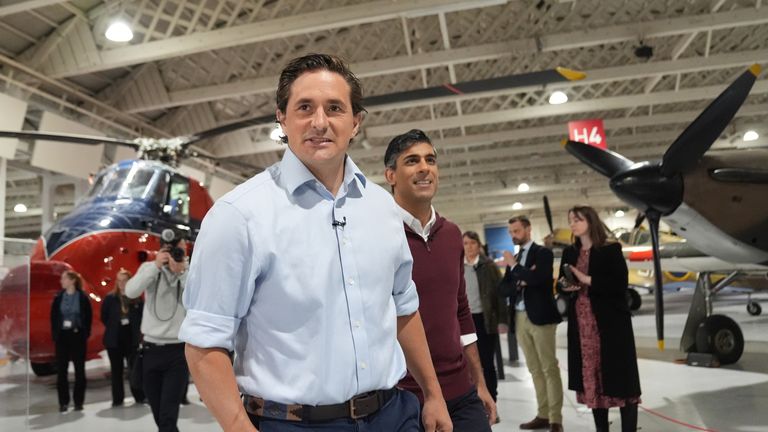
349, 398, 364, 420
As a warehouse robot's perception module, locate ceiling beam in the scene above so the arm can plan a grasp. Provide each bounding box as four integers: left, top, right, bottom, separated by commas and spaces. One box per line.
364, 80, 768, 138
360, 130, 680, 176
348, 102, 768, 162
40, 0, 504, 78
433, 178, 610, 205
212, 59, 768, 160
120, 12, 768, 113
0, 0, 68, 17
439, 192, 621, 220
366, 129, 766, 186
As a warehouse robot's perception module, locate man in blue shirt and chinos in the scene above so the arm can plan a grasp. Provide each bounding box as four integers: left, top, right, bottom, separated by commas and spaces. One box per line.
179, 53, 452, 432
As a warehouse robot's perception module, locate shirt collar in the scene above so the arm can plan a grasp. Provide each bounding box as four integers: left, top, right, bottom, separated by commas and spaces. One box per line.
280, 147, 367, 196
464, 255, 480, 266
397, 205, 435, 240
519, 239, 534, 253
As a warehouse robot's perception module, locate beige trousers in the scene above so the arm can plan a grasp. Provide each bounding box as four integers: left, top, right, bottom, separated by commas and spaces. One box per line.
516, 312, 563, 423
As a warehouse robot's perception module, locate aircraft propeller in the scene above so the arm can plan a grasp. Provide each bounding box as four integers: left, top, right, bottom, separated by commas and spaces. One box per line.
563, 64, 761, 351
543, 195, 555, 235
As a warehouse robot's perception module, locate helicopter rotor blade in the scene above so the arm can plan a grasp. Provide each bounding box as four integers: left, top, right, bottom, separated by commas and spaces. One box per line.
0, 130, 139, 148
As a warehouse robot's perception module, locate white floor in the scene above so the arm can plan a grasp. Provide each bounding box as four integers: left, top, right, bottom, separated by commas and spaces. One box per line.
3, 290, 768, 431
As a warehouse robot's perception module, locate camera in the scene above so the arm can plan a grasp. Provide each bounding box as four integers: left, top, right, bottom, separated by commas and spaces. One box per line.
160, 229, 186, 262
561, 263, 576, 284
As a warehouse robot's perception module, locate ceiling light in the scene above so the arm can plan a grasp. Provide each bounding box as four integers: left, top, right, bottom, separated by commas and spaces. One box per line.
743, 130, 759, 142
615, 210, 625, 218
13, 203, 27, 213
517, 183, 530, 192
269, 125, 283, 141
105, 21, 133, 42
512, 202, 523, 210
548, 90, 568, 105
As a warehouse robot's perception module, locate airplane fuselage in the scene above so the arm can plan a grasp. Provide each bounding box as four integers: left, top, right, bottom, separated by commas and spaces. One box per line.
664, 149, 768, 265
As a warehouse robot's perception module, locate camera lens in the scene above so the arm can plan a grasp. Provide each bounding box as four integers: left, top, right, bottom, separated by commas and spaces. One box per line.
170, 247, 185, 262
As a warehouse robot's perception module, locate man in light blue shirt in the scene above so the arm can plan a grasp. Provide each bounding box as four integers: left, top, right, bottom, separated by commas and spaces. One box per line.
180, 54, 452, 432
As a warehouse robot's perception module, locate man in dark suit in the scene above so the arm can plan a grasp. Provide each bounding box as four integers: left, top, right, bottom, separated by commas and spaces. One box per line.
500, 216, 564, 432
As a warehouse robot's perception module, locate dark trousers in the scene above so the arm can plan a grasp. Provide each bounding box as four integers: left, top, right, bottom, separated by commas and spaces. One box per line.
55, 330, 87, 408
593, 405, 639, 432
142, 343, 188, 432
106, 327, 144, 404
422, 388, 490, 432
472, 313, 498, 401
249, 389, 420, 431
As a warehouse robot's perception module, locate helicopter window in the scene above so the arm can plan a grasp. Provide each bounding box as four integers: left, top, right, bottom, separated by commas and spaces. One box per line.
164, 176, 189, 222
99, 167, 131, 197
87, 172, 107, 197
124, 167, 156, 199
87, 166, 162, 200
152, 173, 169, 206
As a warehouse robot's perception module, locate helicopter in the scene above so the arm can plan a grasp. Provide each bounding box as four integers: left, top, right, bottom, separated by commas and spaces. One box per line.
0, 159, 213, 375
0, 65, 585, 374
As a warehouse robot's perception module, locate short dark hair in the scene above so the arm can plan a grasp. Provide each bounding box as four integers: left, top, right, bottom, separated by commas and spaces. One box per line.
508, 215, 531, 228
463, 230, 481, 243
463, 231, 486, 256
276, 53, 366, 143
384, 129, 433, 168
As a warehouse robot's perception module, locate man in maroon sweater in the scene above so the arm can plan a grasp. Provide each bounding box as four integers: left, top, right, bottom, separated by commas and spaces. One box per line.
384, 129, 497, 431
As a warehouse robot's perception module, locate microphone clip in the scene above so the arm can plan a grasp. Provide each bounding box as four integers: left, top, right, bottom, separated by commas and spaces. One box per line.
332, 216, 347, 228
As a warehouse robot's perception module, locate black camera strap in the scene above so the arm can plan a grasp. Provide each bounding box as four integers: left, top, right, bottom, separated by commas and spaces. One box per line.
151, 271, 181, 322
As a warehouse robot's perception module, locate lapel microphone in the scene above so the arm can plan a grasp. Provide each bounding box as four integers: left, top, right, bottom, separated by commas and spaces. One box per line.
332, 216, 347, 228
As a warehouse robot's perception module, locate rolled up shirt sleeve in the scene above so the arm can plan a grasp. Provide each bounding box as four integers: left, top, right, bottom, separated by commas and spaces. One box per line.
179, 201, 259, 351
392, 228, 419, 316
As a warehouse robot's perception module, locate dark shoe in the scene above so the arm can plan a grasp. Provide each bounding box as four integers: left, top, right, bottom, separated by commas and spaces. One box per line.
520, 416, 550, 429
549, 423, 564, 432
74, 405, 83, 411
111, 401, 124, 407
59, 405, 67, 413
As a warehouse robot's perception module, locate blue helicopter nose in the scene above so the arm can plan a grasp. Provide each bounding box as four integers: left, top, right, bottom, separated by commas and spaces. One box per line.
43, 198, 158, 258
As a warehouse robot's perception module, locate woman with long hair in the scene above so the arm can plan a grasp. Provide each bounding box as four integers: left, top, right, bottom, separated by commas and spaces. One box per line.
50, 270, 92, 412
559, 206, 641, 432
101, 269, 145, 406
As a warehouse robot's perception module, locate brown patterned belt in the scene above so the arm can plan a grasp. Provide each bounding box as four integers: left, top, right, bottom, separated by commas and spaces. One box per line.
243, 388, 397, 422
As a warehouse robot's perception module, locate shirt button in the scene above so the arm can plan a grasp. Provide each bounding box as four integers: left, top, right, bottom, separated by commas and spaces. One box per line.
347, 278, 355, 285
360, 361, 367, 369
354, 320, 361, 328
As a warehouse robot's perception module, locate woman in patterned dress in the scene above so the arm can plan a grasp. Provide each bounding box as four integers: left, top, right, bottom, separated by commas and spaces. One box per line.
558, 206, 641, 432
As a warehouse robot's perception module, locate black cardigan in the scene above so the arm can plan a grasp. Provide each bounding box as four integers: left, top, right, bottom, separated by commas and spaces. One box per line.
101, 293, 144, 349
50, 289, 92, 342
559, 242, 641, 398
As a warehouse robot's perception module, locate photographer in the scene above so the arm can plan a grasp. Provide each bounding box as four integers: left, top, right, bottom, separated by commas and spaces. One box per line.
126, 230, 188, 432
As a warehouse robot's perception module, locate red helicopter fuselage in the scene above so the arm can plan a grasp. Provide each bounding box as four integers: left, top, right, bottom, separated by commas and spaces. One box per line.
0, 160, 214, 369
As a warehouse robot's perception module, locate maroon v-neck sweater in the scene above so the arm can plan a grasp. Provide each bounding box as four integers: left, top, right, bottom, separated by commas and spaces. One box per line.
398, 213, 476, 402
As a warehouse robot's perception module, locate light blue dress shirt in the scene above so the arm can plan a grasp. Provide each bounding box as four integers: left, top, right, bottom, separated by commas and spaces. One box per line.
179, 148, 419, 405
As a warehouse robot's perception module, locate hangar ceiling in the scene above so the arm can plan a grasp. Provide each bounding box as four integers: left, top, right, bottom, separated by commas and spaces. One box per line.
2, 0, 768, 237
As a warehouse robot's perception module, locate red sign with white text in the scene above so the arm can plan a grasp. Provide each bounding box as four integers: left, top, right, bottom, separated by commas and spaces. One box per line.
568, 119, 606, 149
